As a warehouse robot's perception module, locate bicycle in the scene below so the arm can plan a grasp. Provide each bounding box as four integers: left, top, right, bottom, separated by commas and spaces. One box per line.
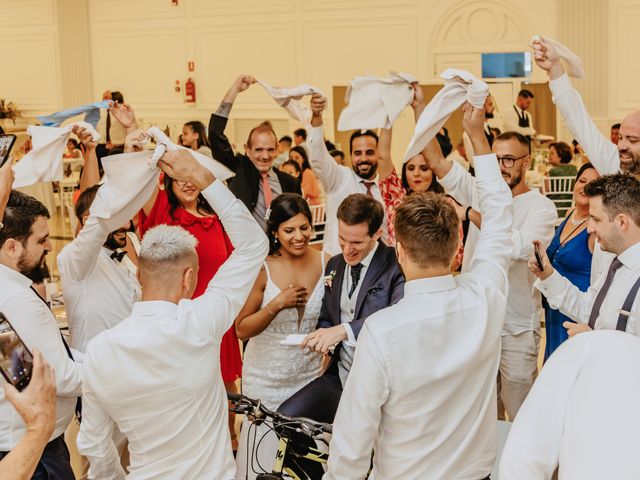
228, 392, 332, 480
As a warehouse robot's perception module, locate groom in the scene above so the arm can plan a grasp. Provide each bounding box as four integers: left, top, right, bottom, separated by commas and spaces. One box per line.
278, 193, 405, 423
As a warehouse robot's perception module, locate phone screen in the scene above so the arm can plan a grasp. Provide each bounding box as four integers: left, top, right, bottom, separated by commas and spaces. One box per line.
0, 313, 33, 391
0, 134, 17, 167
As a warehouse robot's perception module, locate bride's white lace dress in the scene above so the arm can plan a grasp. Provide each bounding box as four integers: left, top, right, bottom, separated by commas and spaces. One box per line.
236, 256, 324, 479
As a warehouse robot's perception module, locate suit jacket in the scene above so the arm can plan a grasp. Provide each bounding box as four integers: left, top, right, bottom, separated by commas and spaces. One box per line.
318, 242, 405, 367
208, 114, 302, 212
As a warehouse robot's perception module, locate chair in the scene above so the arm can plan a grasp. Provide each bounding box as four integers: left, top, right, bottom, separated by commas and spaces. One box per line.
542, 176, 575, 220
309, 204, 326, 245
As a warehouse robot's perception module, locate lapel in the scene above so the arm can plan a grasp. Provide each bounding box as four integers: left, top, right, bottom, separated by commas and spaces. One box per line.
354, 242, 387, 319
332, 257, 347, 324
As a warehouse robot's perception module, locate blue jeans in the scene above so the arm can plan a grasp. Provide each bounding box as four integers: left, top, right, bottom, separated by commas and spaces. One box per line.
0, 435, 75, 479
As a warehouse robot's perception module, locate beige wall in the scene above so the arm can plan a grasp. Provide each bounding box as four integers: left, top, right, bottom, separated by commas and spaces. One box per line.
2, 0, 637, 165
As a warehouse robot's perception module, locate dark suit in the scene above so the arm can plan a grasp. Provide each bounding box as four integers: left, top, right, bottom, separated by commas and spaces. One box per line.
278, 242, 405, 423
208, 113, 301, 213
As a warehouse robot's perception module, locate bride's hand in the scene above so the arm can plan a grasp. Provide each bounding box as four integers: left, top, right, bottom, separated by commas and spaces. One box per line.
275, 285, 308, 310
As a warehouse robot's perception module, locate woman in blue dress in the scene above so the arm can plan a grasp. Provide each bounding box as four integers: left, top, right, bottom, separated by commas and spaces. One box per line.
543, 163, 599, 360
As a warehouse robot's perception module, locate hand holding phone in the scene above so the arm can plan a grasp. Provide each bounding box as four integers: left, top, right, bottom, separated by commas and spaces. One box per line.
529, 240, 554, 280
534, 242, 544, 271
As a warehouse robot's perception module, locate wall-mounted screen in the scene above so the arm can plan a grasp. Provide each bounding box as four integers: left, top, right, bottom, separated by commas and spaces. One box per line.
482, 52, 532, 78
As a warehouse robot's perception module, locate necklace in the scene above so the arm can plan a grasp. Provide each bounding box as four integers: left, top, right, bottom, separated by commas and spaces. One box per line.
570, 212, 589, 225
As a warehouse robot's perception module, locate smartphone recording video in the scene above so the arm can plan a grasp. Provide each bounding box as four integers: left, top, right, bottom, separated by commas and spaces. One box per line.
0, 134, 17, 168
0, 313, 33, 391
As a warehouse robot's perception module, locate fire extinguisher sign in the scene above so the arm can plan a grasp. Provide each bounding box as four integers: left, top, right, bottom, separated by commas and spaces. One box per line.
185, 78, 196, 103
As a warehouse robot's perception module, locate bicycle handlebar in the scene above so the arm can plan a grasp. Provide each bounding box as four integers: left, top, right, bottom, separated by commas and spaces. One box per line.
227, 391, 332, 435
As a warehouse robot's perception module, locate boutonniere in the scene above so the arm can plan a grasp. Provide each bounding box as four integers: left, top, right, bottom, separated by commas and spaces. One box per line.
324, 270, 337, 289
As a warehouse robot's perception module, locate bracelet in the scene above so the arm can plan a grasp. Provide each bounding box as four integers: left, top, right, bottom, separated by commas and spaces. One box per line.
265, 304, 277, 316
465, 206, 472, 222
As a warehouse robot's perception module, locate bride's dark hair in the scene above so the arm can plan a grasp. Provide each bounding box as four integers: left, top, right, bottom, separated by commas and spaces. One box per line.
266, 193, 313, 255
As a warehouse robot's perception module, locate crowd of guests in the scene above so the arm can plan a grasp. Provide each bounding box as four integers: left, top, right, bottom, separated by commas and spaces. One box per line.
1, 36, 640, 480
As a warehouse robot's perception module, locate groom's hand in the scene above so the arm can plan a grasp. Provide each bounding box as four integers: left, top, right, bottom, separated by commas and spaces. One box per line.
302, 326, 347, 354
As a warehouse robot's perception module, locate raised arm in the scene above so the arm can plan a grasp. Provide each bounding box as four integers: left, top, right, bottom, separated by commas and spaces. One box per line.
158, 150, 269, 341
208, 75, 256, 172
532, 38, 619, 175
0, 157, 15, 219
377, 128, 394, 180
72, 126, 100, 195
424, 137, 476, 208
464, 103, 513, 291
306, 93, 347, 193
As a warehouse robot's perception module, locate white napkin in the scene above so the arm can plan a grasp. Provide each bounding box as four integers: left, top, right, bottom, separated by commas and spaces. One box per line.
90, 127, 235, 231
337, 71, 418, 131
531, 35, 584, 78
403, 69, 488, 163
257, 80, 322, 125
13, 122, 100, 188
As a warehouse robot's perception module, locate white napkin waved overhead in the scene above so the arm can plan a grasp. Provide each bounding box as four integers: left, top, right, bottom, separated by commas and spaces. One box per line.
531, 35, 585, 78
403, 69, 488, 163
257, 80, 323, 125
337, 71, 418, 131
13, 122, 100, 188
89, 127, 235, 231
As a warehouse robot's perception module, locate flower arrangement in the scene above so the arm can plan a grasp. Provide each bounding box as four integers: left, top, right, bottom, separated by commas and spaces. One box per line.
0, 99, 21, 123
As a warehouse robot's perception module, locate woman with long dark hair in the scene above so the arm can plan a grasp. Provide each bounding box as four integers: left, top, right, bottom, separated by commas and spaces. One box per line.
234, 193, 327, 479
289, 146, 322, 205
181, 120, 213, 158
139, 169, 242, 448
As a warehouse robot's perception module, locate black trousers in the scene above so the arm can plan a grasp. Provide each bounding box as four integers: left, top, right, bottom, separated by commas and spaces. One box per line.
278, 369, 342, 423
0, 435, 75, 479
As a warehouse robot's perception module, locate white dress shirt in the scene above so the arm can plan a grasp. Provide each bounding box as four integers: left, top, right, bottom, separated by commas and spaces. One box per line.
502, 104, 536, 137
307, 125, 387, 255
337, 242, 378, 386
77, 180, 268, 480
548, 72, 621, 283
58, 215, 140, 352
440, 161, 557, 335
0, 263, 82, 450
500, 330, 640, 479
325, 153, 513, 480
535, 241, 640, 335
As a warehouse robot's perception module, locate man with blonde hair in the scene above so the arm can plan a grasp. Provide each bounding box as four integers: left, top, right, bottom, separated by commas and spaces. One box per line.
78, 149, 268, 479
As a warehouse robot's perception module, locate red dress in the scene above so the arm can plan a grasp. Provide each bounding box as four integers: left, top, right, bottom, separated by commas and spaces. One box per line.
139, 190, 243, 383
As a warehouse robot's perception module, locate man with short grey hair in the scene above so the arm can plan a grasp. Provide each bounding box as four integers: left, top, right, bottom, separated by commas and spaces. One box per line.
77, 149, 268, 479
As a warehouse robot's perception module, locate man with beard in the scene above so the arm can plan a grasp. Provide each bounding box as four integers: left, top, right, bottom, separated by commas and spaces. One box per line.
430, 131, 557, 420
304, 93, 390, 255
0, 190, 81, 478
57, 183, 140, 353
532, 37, 640, 282
530, 174, 640, 338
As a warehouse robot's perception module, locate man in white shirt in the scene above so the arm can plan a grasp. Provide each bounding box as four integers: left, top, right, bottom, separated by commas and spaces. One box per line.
502, 89, 536, 138
433, 131, 556, 420
532, 37, 640, 281
500, 331, 640, 479
531, 174, 640, 337
77, 149, 268, 479
325, 103, 512, 480
58, 184, 140, 352
306, 93, 390, 255
0, 191, 81, 478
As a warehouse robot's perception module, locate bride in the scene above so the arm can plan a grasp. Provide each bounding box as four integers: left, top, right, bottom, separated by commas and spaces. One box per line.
234, 193, 327, 479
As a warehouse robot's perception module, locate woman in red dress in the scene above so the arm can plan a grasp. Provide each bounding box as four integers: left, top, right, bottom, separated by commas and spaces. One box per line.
139, 173, 242, 448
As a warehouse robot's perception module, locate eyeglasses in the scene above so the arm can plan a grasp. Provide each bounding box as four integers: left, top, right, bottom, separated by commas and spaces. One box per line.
496, 154, 529, 168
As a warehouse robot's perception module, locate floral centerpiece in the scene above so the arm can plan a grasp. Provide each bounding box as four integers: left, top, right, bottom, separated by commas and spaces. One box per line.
0, 99, 21, 123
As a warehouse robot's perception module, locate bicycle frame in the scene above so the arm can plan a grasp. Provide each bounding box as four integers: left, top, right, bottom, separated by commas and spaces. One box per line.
260, 435, 328, 480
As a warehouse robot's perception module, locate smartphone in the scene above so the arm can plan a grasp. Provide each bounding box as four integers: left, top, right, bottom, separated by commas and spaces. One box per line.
534, 243, 544, 271
0, 134, 17, 167
0, 313, 33, 391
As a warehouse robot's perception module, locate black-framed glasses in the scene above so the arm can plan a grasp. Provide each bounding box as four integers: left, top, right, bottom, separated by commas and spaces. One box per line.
496, 154, 529, 168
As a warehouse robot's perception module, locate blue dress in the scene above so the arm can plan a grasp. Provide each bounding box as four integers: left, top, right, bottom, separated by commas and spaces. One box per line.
543, 216, 592, 360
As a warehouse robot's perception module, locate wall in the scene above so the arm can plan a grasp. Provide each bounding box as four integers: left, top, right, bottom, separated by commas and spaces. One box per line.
2, 0, 635, 165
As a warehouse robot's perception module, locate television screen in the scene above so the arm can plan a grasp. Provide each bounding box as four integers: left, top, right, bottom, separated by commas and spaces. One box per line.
482, 52, 532, 78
